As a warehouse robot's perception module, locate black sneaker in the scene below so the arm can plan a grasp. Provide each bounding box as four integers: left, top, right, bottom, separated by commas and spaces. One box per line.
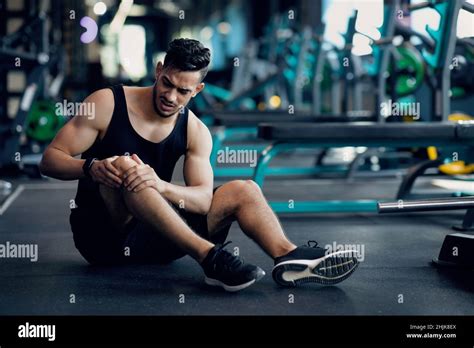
272, 241, 359, 287
201, 241, 265, 292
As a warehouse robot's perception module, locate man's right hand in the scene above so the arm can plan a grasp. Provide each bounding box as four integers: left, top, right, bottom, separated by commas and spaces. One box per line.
89, 156, 122, 188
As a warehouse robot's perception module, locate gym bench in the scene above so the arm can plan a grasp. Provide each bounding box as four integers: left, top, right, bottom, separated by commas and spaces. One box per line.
254, 122, 474, 213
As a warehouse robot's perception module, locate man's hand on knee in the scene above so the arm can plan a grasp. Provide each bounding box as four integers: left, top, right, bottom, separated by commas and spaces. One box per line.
89, 156, 122, 188
120, 154, 166, 194
111, 155, 138, 173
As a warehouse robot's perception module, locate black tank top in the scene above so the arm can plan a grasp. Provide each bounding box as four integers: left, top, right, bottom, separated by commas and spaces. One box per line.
74, 84, 188, 211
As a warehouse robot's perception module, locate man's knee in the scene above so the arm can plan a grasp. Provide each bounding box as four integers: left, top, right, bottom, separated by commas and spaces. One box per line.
229, 179, 261, 193
220, 180, 262, 204
112, 155, 137, 174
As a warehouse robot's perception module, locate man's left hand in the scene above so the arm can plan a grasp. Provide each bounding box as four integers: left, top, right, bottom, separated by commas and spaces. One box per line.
122, 154, 166, 193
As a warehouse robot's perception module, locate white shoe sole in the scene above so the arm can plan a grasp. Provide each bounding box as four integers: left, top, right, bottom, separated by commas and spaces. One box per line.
204, 269, 265, 292
272, 250, 359, 287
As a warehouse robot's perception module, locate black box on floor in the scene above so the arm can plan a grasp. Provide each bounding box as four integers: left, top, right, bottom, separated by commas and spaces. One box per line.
433, 233, 474, 269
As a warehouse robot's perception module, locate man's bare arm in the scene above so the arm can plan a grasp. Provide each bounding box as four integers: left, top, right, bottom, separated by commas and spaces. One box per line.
39, 89, 115, 180
161, 115, 214, 215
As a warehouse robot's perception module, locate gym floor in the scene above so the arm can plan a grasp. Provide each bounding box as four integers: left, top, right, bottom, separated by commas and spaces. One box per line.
2, 0, 474, 345
1, 158, 472, 316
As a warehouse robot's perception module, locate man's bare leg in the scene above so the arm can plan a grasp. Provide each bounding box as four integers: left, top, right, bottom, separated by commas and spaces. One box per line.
99, 157, 265, 292
207, 180, 296, 258
101, 156, 213, 262
98, 185, 133, 233
207, 180, 359, 287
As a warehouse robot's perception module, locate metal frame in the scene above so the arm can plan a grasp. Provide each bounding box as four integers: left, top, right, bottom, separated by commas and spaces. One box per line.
453, 208, 474, 231
0, 0, 65, 170
211, 127, 346, 177
249, 0, 466, 214
252, 139, 473, 214
378, 195, 474, 232
416, 1, 463, 121
395, 159, 442, 199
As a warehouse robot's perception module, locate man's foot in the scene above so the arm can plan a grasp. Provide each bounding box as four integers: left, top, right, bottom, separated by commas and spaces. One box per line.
272, 241, 359, 287
201, 242, 265, 292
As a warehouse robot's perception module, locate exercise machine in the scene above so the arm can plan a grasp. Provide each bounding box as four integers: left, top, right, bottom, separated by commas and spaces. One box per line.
0, 0, 65, 176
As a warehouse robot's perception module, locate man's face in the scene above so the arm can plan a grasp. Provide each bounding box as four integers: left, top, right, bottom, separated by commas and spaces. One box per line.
153, 62, 205, 118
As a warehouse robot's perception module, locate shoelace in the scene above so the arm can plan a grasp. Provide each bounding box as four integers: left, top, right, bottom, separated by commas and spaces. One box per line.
214, 241, 243, 270
307, 240, 319, 248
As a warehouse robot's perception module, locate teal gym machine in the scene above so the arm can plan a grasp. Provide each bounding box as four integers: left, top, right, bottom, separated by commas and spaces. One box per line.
210, 9, 373, 178
211, 0, 399, 178
210, 20, 328, 178
195, 14, 294, 115
252, 0, 466, 214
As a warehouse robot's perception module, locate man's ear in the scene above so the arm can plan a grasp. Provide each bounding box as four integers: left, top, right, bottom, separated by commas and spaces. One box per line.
155, 62, 163, 80
193, 82, 205, 97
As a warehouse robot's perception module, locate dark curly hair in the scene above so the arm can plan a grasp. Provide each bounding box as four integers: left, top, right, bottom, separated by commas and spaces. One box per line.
163, 38, 211, 81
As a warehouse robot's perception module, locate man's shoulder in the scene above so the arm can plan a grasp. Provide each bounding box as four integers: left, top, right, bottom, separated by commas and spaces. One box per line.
85, 88, 115, 115
73, 88, 115, 129
186, 109, 209, 134
185, 109, 212, 150
88, 87, 114, 102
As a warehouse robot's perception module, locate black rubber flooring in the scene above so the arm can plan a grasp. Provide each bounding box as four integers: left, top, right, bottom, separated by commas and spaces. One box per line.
0, 176, 473, 315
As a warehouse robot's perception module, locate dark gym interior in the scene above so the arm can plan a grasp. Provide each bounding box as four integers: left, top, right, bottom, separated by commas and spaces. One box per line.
1, 0, 474, 343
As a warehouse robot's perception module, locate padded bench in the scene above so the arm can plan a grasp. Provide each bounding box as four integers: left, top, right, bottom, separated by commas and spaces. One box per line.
210, 113, 373, 177
258, 122, 464, 142
252, 121, 474, 213
212, 111, 374, 126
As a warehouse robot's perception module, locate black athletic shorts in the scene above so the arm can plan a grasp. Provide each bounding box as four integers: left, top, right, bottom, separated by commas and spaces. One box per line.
70, 187, 230, 265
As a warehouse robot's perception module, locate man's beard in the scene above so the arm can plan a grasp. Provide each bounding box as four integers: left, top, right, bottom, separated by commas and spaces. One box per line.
152, 81, 177, 118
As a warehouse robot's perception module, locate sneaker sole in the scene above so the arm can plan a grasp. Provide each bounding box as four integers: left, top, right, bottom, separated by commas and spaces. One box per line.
205, 270, 265, 292
272, 250, 359, 287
